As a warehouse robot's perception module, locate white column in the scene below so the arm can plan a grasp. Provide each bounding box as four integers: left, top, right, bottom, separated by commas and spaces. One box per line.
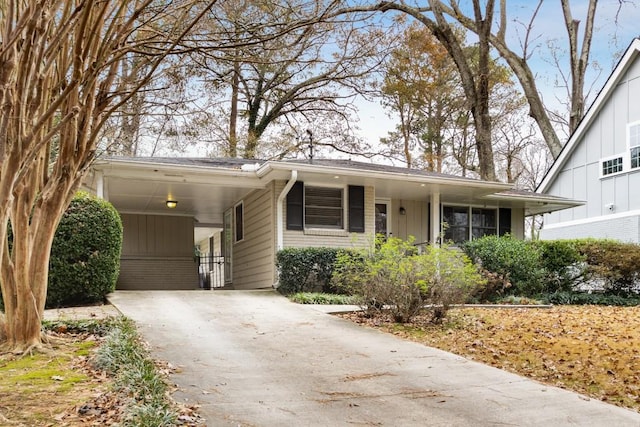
96, 171, 104, 199
430, 192, 440, 246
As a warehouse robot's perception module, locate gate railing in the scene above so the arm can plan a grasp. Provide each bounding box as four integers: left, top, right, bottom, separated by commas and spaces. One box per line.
197, 254, 225, 289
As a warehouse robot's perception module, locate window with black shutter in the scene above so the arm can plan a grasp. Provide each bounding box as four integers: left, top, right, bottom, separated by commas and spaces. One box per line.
286, 181, 304, 230
499, 208, 512, 236
348, 185, 365, 233
305, 186, 343, 229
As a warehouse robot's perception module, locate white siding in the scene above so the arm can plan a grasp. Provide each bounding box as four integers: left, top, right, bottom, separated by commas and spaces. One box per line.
232, 186, 276, 290
542, 55, 640, 238
391, 199, 429, 243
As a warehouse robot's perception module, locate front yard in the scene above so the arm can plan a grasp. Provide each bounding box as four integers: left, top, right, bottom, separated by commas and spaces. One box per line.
341, 305, 640, 412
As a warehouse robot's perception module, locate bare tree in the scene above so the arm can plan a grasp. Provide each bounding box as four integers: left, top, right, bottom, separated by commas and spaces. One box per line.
0, 0, 214, 353
183, 0, 391, 159
337, 0, 609, 160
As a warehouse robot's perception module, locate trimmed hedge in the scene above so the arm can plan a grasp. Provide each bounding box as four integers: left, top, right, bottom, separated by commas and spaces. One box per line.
463, 235, 545, 297
463, 236, 640, 300
573, 239, 640, 295
46, 192, 123, 308
275, 247, 342, 295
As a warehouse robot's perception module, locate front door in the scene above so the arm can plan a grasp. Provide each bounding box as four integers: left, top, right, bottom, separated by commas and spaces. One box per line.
375, 200, 391, 238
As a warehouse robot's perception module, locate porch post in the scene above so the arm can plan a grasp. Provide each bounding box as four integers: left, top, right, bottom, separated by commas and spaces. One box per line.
96, 171, 105, 199
430, 192, 440, 246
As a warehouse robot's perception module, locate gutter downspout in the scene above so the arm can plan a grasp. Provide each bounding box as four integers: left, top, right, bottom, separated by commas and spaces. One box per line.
276, 170, 298, 251
274, 170, 298, 289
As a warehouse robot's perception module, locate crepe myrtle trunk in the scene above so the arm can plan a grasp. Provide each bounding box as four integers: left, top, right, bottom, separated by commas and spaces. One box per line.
0, 180, 76, 352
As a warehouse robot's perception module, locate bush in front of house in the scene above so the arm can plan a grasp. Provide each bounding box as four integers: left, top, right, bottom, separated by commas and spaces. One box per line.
288, 292, 356, 305
275, 247, 342, 295
533, 239, 587, 293
333, 237, 482, 323
463, 235, 545, 297
46, 192, 123, 308
573, 239, 640, 295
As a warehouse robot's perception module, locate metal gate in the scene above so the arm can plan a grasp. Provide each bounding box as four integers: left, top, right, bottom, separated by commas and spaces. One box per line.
197, 255, 225, 289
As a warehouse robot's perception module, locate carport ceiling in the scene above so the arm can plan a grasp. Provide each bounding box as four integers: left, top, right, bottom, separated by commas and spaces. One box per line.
105, 176, 259, 225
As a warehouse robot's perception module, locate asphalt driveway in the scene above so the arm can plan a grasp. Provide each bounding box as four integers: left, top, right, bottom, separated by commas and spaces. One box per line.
108, 290, 640, 426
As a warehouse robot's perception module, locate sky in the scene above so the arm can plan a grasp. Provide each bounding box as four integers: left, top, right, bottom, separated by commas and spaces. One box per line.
354, 0, 640, 146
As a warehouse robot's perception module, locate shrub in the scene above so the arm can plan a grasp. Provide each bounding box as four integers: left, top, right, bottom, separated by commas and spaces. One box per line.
47, 192, 123, 308
463, 235, 544, 297
573, 239, 640, 295
275, 247, 341, 295
533, 239, 586, 293
288, 292, 356, 305
330, 248, 368, 294
544, 291, 640, 306
93, 317, 179, 426
334, 237, 482, 323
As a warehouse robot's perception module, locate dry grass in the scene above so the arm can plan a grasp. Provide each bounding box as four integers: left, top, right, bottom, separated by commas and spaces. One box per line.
0, 334, 116, 426
342, 306, 640, 412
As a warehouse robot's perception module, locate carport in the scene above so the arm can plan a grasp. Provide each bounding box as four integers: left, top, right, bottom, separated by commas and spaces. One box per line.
85, 157, 266, 290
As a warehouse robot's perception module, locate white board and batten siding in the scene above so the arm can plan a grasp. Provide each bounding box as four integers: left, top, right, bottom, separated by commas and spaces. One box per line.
119, 214, 198, 290
231, 185, 277, 289
541, 55, 640, 243
391, 199, 429, 243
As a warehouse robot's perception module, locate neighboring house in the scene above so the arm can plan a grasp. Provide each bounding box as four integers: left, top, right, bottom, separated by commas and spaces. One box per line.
85, 157, 578, 290
538, 38, 640, 243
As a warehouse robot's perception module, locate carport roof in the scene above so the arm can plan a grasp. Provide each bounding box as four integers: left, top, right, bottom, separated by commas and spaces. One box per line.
88, 156, 581, 223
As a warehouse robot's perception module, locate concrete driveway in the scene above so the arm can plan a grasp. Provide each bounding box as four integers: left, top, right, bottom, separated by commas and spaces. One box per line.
108, 290, 640, 427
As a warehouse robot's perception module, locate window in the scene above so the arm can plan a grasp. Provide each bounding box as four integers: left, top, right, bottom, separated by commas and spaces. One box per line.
602, 156, 623, 176
305, 186, 343, 229
631, 123, 640, 169
443, 206, 501, 244
234, 202, 244, 242
286, 182, 365, 232
442, 206, 469, 244
632, 147, 640, 169
472, 208, 496, 239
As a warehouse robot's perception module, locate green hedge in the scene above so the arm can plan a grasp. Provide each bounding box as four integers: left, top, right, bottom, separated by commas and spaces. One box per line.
463, 236, 640, 300
463, 235, 545, 297
275, 247, 342, 295
573, 239, 640, 295
46, 192, 122, 307
1, 193, 122, 311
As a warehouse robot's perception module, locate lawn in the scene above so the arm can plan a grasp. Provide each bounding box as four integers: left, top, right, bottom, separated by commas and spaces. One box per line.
342, 305, 640, 412
0, 319, 202, 426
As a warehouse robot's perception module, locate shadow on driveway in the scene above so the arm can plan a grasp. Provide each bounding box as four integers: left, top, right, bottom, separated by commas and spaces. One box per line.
108, 290, 640, 427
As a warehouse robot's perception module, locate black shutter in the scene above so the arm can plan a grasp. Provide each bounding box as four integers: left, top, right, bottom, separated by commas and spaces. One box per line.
286, 181, 304, 230
348, 185, 365, 233
499, 208, 512, 236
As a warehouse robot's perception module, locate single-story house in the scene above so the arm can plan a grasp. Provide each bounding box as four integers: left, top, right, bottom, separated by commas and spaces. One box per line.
85, 157, 579, 290
537, 38, 640, 243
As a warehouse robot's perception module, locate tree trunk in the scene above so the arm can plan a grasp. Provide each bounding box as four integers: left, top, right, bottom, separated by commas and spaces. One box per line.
473, 0, 497, 181
562, 0, 596, 134
1, 168, 72, 352
229, 59, 240, 158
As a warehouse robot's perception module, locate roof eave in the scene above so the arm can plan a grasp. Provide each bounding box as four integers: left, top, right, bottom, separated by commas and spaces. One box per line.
262, 161, 513, 191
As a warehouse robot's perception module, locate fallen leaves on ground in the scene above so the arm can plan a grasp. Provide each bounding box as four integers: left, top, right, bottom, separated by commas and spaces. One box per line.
0, 332, 204, 426
340, 306, 640, 412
